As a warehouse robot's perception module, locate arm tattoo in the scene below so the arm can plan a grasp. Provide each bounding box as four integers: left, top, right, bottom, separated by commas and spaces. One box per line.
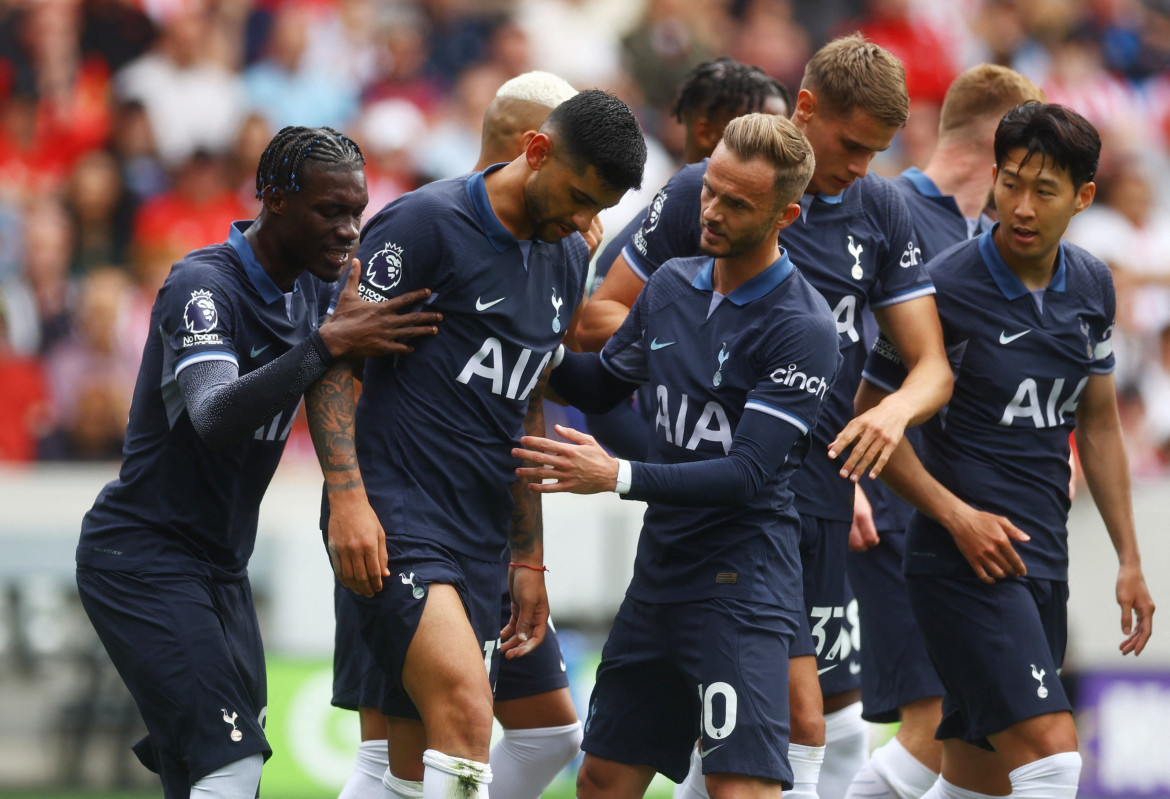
509, 366, 549, 558
307, 361, 363, 494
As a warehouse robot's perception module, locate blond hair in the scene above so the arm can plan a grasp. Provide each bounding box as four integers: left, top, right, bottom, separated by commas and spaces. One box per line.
720, 113, 816, 205
800, 34, 909, 128
939, 64, 1045, 139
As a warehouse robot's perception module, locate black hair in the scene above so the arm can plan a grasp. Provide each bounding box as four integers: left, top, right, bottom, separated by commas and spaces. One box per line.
672, 57, 791, 123
994, 102, 1100, 189
542, 90, 647, 192
255, 126, 365, 199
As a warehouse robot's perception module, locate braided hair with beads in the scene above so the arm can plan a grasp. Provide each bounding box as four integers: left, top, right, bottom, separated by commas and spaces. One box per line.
671, 57, 791, 125
255, 126, 365, 200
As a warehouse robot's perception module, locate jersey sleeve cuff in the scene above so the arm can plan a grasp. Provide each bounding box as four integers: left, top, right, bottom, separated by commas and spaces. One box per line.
614, 459, 632, 494
308, 327, 337, 367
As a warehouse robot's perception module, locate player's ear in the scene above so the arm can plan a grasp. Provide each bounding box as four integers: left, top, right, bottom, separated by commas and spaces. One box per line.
775, 200, 801, 232
693, 116, 721, 151
1073, 180, 1095, 216
525, 133, 553, 171
262, 186, 289, 216
793, 90, 817, 125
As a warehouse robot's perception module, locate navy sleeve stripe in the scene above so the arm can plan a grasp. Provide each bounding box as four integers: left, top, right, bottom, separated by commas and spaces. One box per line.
870, 283, 936, 309
744, 399, 810, 435
175, 350, 239, 376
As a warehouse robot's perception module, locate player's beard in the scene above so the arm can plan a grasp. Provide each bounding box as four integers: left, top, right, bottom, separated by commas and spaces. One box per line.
700, 214, 780, 260
523, 176, 573, 243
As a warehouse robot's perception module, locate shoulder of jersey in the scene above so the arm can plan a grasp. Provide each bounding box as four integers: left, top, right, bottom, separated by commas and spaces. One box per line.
363, 177, 466, 232
925, 237, 981, 284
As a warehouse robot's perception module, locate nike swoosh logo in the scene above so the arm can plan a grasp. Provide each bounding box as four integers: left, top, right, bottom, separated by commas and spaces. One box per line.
999, 330, 1031, 345
817, 664, 838, 676
250, 344, 271, 358
476, 297, 505, 311
649, 338, 676, 350
700, 744, 724, 759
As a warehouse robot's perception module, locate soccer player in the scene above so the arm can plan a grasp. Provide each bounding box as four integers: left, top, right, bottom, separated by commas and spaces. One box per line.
514, 112, 839, 799
845, 65, 1045, 799
858, 102, 1154, 799
578, 57, 790, 460
571, 36, 952, 799
307, 89, 646, 799
332, 70, 588, 799
74, 126, 443, 799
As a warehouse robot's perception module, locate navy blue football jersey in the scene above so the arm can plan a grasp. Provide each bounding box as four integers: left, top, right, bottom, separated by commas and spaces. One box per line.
600, 254, 840, 608
862, 168, 983, 531
620, 162, 705, 282
864, 229, 1116, 580
782, 176, 932, 521
78, 222, 333, 577
352, 168, 590, 561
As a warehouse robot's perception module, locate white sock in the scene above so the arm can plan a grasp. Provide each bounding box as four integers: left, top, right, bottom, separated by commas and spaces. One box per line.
789, 743, 827, 799
383, 768, 425, 798
422, 748, 492, 799
337, 739, 390, 799
489, 721, 582, 799
672, 744, 709, 799
847, 738, 938, 799
820, 704, 869, 799
189, 753, 264, 798
1008, 753, 1082, 799
920, 776, 1007, 799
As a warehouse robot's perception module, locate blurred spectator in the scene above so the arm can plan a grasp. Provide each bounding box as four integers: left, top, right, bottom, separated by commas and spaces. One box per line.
0, 304, 49, 462
413, 62, 508, 181
107, 99, 168, 203
40, 266, 137, 461
131, 150, 250, 266
243, 2, 359, 131
361, 4, 446, 116
79, 0, 157, 73
850, 0, 959, 106
621, 0, 727, 111
516, 0, 625, 90
66, 150, 135, 274
1139, 322, 1170, 470
731, 0, 812, 95
0, 199, 75, 357
357, 98, 427, 211
114, 4, 246, 166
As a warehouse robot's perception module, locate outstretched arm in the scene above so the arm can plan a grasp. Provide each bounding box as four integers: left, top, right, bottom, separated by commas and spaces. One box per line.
831, 295, 951, 480
571, 255, 645, 353
1074, 372, 1155, 655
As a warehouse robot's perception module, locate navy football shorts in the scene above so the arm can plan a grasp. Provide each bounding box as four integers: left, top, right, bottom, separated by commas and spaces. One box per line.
790, 515, 861, 696
76, 566, 270, 798
846, 528, 943, 723
906, 573, 1071, 749
345, 535, 503, 719
332, 563, 570, 710
582, 596, 798, 786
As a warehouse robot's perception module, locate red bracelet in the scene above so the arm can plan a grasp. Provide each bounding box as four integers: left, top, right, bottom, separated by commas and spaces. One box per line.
508, 562, 549, 572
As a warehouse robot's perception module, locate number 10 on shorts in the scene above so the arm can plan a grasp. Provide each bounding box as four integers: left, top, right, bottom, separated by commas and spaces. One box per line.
698, 681, 738, 740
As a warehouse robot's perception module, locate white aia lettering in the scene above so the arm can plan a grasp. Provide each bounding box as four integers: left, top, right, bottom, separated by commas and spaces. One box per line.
831, 295, 859, 344
456, 337, 552, 400
654, 384, 732, 453
999, 376, 1088, 428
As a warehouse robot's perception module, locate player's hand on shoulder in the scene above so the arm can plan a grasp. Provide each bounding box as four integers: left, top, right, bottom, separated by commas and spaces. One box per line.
1117, 562, 1155, 656
501, 565, 549, 658
947, 504, 1030, 584
320, 258, 442, 359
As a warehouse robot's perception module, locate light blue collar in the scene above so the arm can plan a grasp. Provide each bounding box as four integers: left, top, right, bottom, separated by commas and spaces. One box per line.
979, 225, 1067, 300
229, 221, 288, 304
691, 251, 795, 305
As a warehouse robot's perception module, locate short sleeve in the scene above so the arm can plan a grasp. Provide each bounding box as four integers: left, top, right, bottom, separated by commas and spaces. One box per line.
745, 312, 841, 437
160, 266, 239, 378
868, 183, 935, 309
621, 163, 704, 282
1088, 260, 1117, 375
860, 332, 907, 394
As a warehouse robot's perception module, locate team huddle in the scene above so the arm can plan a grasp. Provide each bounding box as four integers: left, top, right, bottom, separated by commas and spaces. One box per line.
74, 33, 1154, 799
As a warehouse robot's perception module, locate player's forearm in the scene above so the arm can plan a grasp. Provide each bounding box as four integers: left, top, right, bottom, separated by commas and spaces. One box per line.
510, 378, 547, 567
874, 437, 968, 530
573, 299, 630, 353
1076, 418, 1141, 567
306, 360, 365, 497
885, 349, 953, 428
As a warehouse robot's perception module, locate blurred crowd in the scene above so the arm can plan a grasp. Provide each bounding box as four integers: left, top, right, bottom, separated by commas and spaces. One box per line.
2, 0, 1170, 476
